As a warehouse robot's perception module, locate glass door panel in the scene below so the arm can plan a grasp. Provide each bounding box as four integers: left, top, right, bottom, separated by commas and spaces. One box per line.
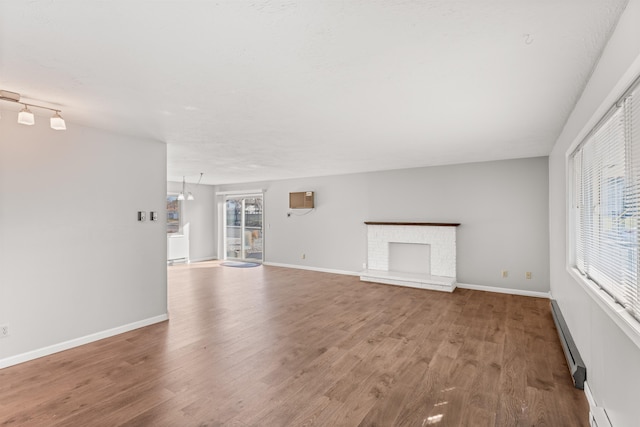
224, 195, 263, 262
243, 197, 263, 261
225, 199, 242, 259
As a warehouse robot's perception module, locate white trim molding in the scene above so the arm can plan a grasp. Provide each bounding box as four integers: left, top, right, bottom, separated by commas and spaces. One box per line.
188, 256, 218, 263
262, 262, 359, 277
456, 283, 551, 299
0, 314, 169, 370
584, 381, 612, 427
568, 266, 640, 350
262, 262, 551, 299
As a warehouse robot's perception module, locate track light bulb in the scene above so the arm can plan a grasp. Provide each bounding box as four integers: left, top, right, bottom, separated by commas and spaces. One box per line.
50, 111, 66, 130
187, 192, 195, 201
18, 106, 35, 125
177, 192, 185, 201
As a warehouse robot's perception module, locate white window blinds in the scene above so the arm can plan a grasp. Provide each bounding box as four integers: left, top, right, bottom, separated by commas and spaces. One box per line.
573, 80, 640, 322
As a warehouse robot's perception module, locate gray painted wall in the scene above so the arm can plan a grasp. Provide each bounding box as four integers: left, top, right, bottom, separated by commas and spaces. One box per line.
217, 156, 549, 293
167, 181, 218, 262
549, 0, 640, 425
0, 116, 168, 365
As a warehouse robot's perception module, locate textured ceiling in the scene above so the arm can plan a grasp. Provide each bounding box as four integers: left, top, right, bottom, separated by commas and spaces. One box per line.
0, 1, 628, 185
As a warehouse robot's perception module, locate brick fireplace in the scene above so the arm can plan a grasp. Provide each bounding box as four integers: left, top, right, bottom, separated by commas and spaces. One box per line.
360, 222, 460, 292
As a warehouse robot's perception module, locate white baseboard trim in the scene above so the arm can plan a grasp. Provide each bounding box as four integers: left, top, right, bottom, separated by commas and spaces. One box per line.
262, 262, 359, 277
584, 381, 612, 427
260, 263, 551, 298
457, 283, 551, 299
188, 256, 218, 263
0, 313, 169, 370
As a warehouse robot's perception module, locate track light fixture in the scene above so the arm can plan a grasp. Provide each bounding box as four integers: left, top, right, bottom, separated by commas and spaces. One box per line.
0, 89, 67, 130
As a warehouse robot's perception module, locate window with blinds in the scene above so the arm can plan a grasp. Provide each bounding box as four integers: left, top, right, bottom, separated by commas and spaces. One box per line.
572, 78, 640, 322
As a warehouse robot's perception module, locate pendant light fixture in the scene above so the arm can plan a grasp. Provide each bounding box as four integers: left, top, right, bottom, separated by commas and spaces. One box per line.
178, 176, 189, 201
178, 173, 203, 201
178, 176, 186, 201
0, 89, 67, 130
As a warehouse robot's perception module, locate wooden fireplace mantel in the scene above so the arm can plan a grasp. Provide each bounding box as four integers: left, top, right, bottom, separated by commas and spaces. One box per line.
364, 221, 461, 227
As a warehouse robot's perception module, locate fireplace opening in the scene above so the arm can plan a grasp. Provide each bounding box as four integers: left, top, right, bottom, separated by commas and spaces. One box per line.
388, 242, 431, 275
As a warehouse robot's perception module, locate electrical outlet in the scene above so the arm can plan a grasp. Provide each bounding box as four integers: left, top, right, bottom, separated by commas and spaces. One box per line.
0, 324, 9, 338
526, 272, 532, 280
362, 262, 367, 270
501, 270, 508, 278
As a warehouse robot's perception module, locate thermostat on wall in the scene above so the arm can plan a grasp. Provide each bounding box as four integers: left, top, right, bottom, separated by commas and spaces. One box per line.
289, 191, 314, 209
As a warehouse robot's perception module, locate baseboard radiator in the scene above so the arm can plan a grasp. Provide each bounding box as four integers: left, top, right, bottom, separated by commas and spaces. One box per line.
550, 300, 586, 389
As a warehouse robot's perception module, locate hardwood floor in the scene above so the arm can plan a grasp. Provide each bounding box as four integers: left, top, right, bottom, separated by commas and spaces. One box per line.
0, 261, 588, 426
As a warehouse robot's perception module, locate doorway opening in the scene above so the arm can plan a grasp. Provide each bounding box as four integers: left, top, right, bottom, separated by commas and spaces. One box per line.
224, 195, 263, 262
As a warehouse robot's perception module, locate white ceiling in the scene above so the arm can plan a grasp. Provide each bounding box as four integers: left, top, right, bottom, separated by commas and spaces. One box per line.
0, 1, 628, 185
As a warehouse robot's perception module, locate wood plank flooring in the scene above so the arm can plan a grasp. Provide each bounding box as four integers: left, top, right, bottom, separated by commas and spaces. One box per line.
0, 261, 589, 426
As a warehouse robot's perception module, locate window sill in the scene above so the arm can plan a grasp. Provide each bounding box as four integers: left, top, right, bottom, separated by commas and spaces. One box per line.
568, 267, 640, 351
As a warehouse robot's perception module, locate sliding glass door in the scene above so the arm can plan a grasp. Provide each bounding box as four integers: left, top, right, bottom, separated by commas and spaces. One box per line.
224, 195, 263, 262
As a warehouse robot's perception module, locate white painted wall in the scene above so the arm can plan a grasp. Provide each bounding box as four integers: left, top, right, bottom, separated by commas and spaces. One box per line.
0, 115, 168, 366
549, 1, 640, 425
217, 156, 549, 293
167, 181, 218, 262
